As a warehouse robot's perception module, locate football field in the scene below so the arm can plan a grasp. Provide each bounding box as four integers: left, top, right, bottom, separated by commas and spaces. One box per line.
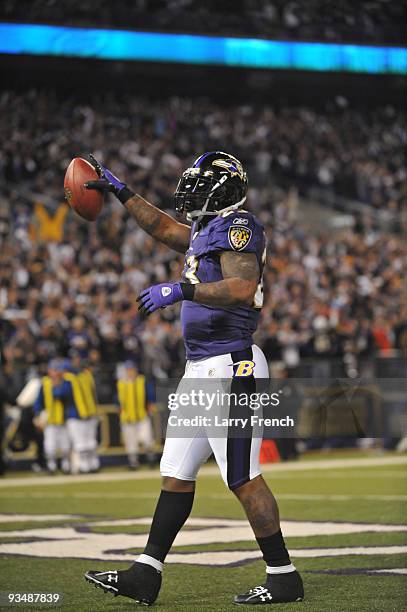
0, 453, 406, 611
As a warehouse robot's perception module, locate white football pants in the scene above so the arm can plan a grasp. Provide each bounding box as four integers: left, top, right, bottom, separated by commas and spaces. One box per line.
160, 345, 269, 490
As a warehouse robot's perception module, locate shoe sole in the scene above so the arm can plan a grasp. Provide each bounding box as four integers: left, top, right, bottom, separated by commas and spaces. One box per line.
84, 573, 151, 605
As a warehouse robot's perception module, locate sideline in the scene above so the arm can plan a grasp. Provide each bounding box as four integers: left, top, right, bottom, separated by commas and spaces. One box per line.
0, 455, 406, 488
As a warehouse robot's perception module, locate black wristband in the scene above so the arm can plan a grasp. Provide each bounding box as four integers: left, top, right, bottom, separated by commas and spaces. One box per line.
180, 283, 196, 301
118, 187, 135, 204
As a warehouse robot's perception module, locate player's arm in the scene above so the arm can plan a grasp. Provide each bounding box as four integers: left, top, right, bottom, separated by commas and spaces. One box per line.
124, 194, 190, 253
193, 251, 258, 307
84, 154, 190, 253
137, 251, 258, 315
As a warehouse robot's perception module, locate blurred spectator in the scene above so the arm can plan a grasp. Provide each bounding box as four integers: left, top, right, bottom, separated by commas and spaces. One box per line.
0, 370, 14, 475
70, 353, 100, 472
1, 92, 405, 215
394, 307, 407, 353
116, 360, 155, 469
67, 316, 94, 358
0, 90, 406, 391
14, 375, 46, 472
0, 0, 405, 43
33, 359, 70, 474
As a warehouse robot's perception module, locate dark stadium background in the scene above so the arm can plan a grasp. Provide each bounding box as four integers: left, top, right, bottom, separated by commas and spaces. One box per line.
0, 1, 406, 469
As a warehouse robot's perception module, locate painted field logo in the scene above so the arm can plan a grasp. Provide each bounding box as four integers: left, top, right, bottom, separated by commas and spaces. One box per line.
0, 515, 405, 567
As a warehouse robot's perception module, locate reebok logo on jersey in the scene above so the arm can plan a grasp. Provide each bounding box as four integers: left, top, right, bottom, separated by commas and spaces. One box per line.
228, 226, 252, 251
233, 217, 249, 225
161, 287, 172, 297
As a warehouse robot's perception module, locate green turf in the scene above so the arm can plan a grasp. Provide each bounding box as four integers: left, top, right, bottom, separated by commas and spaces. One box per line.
0, 456, 406, 611
1, 557, 406, 612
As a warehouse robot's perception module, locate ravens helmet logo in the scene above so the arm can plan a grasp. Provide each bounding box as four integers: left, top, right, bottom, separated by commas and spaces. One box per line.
212, 158, 245, 180
174, 151, 248, 221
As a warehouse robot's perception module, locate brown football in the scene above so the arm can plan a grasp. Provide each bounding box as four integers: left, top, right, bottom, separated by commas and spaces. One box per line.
64, 157, 103, 222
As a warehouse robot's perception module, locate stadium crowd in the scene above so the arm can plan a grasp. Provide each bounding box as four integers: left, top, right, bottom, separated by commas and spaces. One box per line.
1, 90, 406, 399
1, 91, 406, 212
1, 0, 405, 43
0, 87, 406, 472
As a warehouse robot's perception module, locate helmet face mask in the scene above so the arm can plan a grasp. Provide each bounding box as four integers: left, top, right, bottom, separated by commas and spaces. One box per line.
174, 151, 248, 222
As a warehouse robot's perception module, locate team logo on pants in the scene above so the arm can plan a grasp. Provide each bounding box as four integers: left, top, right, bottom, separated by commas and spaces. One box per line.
228, 226, 252, 251
233, 360, 255, 377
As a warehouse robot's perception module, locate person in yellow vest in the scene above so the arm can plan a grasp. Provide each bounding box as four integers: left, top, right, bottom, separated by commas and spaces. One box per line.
117, 361, 155, 470
33, 359, 70, 474
52, 359, 96, 474
70, 351, 100, 473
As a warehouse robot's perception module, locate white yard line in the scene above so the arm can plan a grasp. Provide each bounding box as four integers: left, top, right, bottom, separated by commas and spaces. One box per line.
0, 514, 79, 523
3, 492, 407, 502
371, 568, 407, 575
166, 547, 407, 565
0, 455, 406, 488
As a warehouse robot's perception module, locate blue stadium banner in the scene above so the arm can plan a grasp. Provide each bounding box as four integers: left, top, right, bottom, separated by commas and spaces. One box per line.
0, 23, 406, 74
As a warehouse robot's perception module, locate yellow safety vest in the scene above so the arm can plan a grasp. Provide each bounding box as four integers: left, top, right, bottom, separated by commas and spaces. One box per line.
42, 376, 64, 425
63, 372, 89, 419
77, 369, 97, 417
117, 376, 146, 423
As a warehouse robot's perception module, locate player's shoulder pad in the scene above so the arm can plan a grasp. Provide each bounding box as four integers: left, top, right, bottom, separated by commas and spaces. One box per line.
208, 210, 263, 252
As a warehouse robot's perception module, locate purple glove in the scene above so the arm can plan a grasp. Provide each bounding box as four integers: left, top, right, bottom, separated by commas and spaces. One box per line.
137, 283, 184, 316
85, 154, 133, 203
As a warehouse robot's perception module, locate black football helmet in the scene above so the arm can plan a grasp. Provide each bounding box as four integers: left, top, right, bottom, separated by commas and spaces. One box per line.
174, 151, 248, 221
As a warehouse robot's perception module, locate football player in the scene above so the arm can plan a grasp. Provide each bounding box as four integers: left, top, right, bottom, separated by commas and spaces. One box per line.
83, 152, 304, 605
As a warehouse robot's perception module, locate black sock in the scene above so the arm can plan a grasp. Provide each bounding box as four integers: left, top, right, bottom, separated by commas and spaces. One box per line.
142, 490, 194, 563
256, 529, 291, 567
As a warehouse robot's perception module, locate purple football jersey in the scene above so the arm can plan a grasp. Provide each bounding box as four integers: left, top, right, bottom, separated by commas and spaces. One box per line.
181, 210, 266, 360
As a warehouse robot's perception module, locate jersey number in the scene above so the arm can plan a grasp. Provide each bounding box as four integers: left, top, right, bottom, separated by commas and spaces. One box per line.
184, 255, 200, 284
253, 246, 266, 309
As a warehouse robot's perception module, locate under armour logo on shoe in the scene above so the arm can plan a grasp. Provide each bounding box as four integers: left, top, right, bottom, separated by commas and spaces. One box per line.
235, 584, 277, 605
107, 574, 118, 583
250, 586, 268, 595
260, 592, 273, 601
